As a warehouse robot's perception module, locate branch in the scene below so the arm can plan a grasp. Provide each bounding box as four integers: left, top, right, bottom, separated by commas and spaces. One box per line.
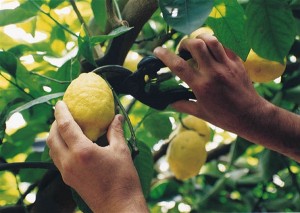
81, 0, 158, 71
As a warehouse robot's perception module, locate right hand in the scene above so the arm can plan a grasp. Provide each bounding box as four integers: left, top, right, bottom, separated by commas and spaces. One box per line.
154, 34, 269, 133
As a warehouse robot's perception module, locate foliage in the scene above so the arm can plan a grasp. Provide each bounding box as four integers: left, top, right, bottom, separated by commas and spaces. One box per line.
0, 0, 300, 212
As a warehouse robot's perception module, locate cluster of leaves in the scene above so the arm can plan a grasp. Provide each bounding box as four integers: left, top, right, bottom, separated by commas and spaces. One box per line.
0, 0, 300, 212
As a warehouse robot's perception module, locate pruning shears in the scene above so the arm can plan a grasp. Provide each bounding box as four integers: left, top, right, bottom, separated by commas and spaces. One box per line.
92, 51, 196, 110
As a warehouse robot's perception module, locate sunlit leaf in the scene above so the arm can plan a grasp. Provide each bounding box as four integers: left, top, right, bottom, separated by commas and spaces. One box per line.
206, 0, 250, 60
159, 0, 214, 34
0, 1, 41, 26
90, 26, 134, 45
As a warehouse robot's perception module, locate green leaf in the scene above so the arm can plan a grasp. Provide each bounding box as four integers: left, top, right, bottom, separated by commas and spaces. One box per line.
134, 142, 154, 198
19, 152, 46, 182
8, 45, 34, 58
143, 112, 172, 139
7, 92, 64, 119
206, 0, 250, 61
90, 26, 134, 45
245, 0, 296, 63
91, 0, 107, 32
48, 0, 65, 9
258, 149, 286, 181
0, 1, 40, 26
159, 0, 214, 34
78, 37, 97, 67
149, 179, 180, 200
0, 51, 18, 78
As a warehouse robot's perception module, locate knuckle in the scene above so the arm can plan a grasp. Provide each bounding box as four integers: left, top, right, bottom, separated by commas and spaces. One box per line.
207, 36, 220, 48
73, 146, 94, 165
57, 119, 72, 132
173, 59, 188, 73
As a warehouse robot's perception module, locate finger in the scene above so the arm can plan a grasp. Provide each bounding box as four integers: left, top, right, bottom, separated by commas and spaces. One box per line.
54, 101, 90, 148
171, 100, 200, 117
223, 47, 240, 61
46, 121, 68, 166
106, 114, 127, 149
153, 47, 197, 84
178, 38, 214, 68
196, 34, 229, 64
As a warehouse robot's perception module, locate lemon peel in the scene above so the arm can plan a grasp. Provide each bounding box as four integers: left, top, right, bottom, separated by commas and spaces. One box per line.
243, 49, 286, 83
179, 115, 211, 142
167, 130, 207, 180
63, 72, 115, 141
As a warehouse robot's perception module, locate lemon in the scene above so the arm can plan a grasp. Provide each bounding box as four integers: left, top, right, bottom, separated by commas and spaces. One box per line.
243, 49, 286, 83
63, 72, 115, 141
189, 26, 214, 38
167, 130, 207, 180
123, 51, 143, 72
178, 115, 211, 142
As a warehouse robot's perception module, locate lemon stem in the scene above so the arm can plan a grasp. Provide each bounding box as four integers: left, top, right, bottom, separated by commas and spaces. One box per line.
102, 79, 139, 158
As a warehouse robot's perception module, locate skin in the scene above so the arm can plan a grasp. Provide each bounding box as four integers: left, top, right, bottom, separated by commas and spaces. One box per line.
46, 101, 148, 213
47, 34, 300, 212
154, 33, 300, 162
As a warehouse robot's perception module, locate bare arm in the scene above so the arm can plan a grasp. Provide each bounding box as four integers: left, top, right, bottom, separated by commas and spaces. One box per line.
154, 34, 300, 162
47, 101, 148, 213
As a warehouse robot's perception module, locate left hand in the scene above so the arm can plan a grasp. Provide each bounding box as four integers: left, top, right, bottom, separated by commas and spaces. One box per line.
46, 101, 148, 213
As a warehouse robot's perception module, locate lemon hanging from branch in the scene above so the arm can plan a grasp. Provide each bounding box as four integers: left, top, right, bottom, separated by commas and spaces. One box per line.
167, 130, 207, 181
63, 72, 115, 141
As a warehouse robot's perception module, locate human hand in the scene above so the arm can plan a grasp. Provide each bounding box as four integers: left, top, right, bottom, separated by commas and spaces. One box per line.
154, 34, 269, 133
46, 101, 148, 213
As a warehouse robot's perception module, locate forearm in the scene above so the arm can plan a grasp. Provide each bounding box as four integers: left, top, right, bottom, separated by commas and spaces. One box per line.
237, 98, 300, 162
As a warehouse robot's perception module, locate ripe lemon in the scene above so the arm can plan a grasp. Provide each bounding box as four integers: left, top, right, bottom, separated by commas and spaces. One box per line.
167, 130, 207, 180
123, 51, 143, 72
178, 115, 211, 142
63, 72, 115, 141
243, 49, 286, 83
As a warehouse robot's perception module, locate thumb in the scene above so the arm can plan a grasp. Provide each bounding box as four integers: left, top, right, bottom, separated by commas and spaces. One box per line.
107, 114, 127, 148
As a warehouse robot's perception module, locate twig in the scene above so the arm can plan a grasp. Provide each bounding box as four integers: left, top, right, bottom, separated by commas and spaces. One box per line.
0, 162, 57, 172
29, 0, 78, 38
69, 0, 91, 36
29, 72, 71, 84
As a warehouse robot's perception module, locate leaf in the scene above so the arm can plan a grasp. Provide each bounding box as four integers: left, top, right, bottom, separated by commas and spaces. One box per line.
78, 37, 97, 67
134, 142, 154, 198
258, 149, 286, 181
19, 152, 46, 182
91, 0, 107, 32
0, 51, 18, 78
0, 1, 40, 26
0, 98, 25, 144
206, 0, 250, 61
7, 93, 64, 119
143, 112, 172, 139
159, 0, 214, 34
149, 179, 180, 200
245, 0, 297, 63
90, 26, 134, 45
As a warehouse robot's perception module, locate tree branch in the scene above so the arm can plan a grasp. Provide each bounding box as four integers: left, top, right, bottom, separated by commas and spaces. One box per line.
81, 0, 158, 71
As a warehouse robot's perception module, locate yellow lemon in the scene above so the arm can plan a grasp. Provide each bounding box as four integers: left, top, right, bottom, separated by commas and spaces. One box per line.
243, 49, 286, 83
63, 72, 115, 141
189, 26, 214, 38
167, 130, 207, 180
123, 51, 143, 72
179, 115, 211, 142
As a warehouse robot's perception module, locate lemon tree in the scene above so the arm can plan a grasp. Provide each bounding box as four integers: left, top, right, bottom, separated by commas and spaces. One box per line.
0, 0, 300, 212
